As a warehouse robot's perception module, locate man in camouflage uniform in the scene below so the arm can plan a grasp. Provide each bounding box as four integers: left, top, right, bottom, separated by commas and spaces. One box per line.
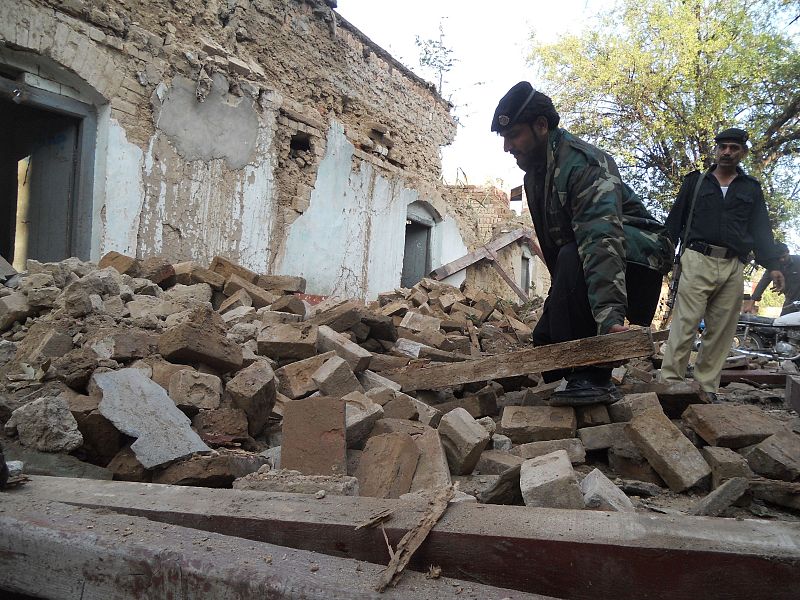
492, 81, 674, 405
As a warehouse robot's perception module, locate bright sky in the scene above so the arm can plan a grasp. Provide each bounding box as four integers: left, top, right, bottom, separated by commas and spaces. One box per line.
336, 0, 614, 193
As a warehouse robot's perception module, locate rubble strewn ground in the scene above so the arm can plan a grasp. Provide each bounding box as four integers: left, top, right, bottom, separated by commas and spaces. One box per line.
1, 253, 799, 524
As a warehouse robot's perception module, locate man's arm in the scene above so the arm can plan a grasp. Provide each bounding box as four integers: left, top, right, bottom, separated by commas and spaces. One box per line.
744, 269, 773, 313
568, 161, 627, 334
748, 182, 784, 292
664, 174, 694, 245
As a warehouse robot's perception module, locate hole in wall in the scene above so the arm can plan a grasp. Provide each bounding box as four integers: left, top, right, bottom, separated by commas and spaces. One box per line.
290, 132, 312, 155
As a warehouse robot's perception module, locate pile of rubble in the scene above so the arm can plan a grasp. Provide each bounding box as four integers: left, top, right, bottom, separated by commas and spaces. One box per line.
0, 253, 798, 521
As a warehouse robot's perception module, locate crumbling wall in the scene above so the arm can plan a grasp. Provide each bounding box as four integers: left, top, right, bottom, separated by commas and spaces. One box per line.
1, 0, 459, 298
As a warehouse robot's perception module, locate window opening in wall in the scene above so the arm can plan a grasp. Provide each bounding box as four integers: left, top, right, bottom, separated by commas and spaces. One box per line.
521, 255, 531, 293
0, 77, 96, 266
290, 132, 312, 155
401, 215, 432, 288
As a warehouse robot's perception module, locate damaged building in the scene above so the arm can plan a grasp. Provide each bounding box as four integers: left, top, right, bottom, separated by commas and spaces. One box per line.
0, 0, 541, 302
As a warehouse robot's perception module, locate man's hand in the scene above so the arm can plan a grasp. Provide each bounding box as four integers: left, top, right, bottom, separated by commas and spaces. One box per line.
742, 299, 758, 314
770, 270, 785, 293
608, 324, 629, 334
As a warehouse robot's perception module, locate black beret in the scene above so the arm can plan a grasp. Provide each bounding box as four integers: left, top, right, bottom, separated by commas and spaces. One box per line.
714, 127, 749, 144
491, 81, 560, 132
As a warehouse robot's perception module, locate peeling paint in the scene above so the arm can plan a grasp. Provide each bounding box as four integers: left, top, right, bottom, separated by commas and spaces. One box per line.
102, 120, 145, 256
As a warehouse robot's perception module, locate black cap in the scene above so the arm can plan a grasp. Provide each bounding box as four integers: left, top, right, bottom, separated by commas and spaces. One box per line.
776, 241, 790, 255
714, 127, 749, 145
491, 81, 560, 133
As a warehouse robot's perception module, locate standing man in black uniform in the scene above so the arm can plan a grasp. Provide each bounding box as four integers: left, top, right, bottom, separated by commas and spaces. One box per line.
661, 128, 784, 393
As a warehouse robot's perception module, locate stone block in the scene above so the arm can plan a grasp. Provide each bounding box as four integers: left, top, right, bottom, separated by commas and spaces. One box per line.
438, 407, 490, 475
255, 274, 307, 294
5, 395, 83, 453
399, 312, 442, 332
192, 408, 250, 446
500, 406, 576, 443
234, 467, 358, 496
168, 370, 222, 413
19, 329, 73, 362
510, 438, 586, 465
257, 310, 304, 325
364, 387, 396, 406
151, 450, 268, 487
161, 283, 213, 305
98, 251, 140, 276
742, 431, 800, 481
106, 445, 151, 482
576, 404, 611, 428
221, 306, 257, 326
436, 388, 498, 419
257, 323, 318, 361
281, 396, 346, 476
158, 306, 243, 373
2, 439, 111, 481
367, 418, 427, 439
343, 391, 384, 448
492, 434, 513, 452
269, 294, 306, 317
476, 449, 525, 475
354, 432, 420, 498
477, 416, 497, 436
0, 292, 32, 331
224, 361, 277, 437
308, 299, 363, 332
577, 423, 627, 451
701, 446, 753, 489
138, 256, 176, 288
219, 289, 252, 313
627, 409, 711, 492
93, 369, 210, 469
147, 358, 194, 390
316, 325, 372, 372
275, 351, 335, 399
682, 404, 783, 449
688, 477, 750, 516
608, 430, 664, 485
406, 394, 442, 427
580, 468, 635, 512
609, 392, 662, 422
520, 450, 585, 509
452, 468, 522, 505
410, 427, 452, 491
311, 355, 364, 397
173, 261, 225, 290
224, 273, 278, 308
209, 256, 258, 283
382, 394, 419, 420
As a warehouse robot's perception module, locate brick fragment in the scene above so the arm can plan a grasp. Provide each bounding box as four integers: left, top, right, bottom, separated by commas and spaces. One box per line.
742, 431, 800, 481
438, 407, 490, 475
410, 427, 452, 491
701, 446, 754, 489
269, 294, 307, 316
354, 432, 420, 498
224, 361, 277, 437
682, 404, 782, 449
511, 438, 586, 464
275, 351, 335, 399
520, 450, 584, 509
576, 404, 610, 428
0, 292, 32, 331
580, 468, 634, 512
316, 325, 372, 372
342, 391, 383, 448
168, 370, 222, 412
254, 274, 307, 294
577, 423, 627, 451
281, 396, 346, 476
688, 477, 750, 516
500, 406, 576, 443
476, 449, 524, 475
257, 323, 318, 361
224, 274, 278, 308
158, 307, 243, 372
608, 392, 662, 422
311, 355, 364, 397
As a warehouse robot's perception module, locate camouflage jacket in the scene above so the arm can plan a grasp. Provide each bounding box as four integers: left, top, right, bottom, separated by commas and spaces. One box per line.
524, 129, 674, 334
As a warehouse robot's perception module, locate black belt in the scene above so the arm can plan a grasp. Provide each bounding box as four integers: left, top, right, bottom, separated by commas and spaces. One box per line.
687, 241, 738, 259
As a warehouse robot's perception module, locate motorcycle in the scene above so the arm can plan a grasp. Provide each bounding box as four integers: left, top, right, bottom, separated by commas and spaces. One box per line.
732, 301, 800, 362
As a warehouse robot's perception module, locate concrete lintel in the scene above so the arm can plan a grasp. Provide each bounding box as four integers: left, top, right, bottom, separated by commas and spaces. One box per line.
0, 494, 551, 600
14, 476, 800, 600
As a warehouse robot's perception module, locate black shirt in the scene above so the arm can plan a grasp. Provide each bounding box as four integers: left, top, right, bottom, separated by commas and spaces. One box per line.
665, 166, 779, 271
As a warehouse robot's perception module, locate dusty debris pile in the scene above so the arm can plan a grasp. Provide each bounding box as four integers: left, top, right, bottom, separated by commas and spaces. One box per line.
0, 253, 798, 521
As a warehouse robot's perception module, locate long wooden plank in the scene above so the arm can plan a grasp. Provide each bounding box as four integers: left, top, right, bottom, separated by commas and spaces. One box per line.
487, 247, 529, 301
385, 328, 655, 392
18, 477, 800, 600
0, 493, 548, 600
720, 369, 786, 386
430, 228, 532, 280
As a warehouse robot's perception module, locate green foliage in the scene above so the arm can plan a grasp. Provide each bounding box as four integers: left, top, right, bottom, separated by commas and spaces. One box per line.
529, 0, 800, 230
415, 19, 455, 95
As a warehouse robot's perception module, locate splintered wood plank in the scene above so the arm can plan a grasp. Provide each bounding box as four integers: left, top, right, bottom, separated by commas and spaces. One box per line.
384, 329, 655, 392
719, 370, 787, 386
19, 477, 800, 600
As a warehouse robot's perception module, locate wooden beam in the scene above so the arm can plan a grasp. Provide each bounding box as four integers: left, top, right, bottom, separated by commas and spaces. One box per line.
0, 493, 546, 600
486, 247, 529, 302
429, 228, 532, 280
720, 370, 787, 386
385, 328, 655, 392
19, 477, 800, 600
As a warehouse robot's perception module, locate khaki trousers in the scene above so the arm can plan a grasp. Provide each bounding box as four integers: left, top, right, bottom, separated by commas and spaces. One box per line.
661, 249, 743, 392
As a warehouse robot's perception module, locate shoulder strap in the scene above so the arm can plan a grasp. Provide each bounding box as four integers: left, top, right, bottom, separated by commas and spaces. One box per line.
678, 169, 711, 255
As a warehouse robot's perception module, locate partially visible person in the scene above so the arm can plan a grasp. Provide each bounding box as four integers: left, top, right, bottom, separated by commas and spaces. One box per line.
492, 81, 673, 405
743, 242, 800, 315
661, 127, 784, 394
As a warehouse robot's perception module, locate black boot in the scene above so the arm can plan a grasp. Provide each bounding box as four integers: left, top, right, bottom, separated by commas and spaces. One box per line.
550, 372, 620, 407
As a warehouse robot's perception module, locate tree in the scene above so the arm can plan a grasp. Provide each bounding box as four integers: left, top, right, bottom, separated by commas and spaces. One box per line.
529, 0, 800, 230
416, 19, 456, 96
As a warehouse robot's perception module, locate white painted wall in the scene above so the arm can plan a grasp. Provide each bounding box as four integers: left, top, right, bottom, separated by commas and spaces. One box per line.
102, 121, 144, 256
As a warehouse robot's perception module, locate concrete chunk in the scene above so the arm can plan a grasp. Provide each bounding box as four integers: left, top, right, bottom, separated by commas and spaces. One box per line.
275, 351, 335, 399
234, 467, 358, 496
311, 355, 364, 397
438, 407, 491, 475
511, 438, 586, 465
257, 323, 318, 361
158, 306, 243, 372
93, 369, 210, 469
627, 409, 711, 492
316, 325, 372, 372
223, 273, 278, 308
500, 406, 576, 443
281, 396, 346, 476
152, 450, 268, 487
399, 312, 442, 332
682, 404, 783, 449
410, 427, 452, 491
0, 292, 33, 331
354, 432, 420, 498
608, 430, 664, 485
342, 391, 384, 448
476, 449, 525, 475
520, 450, 584, 509
224, 361, 277, 437
576, 404, 610, 428
608, 392, 661, 422
580, 468, 635, 512
701, 446, 754, 489
5, 396, 83, 453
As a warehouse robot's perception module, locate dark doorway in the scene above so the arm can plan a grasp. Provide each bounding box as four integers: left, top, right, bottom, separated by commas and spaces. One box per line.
401, 220, 431, 288
0, 77, 96, 268
521, 255, 531, 293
